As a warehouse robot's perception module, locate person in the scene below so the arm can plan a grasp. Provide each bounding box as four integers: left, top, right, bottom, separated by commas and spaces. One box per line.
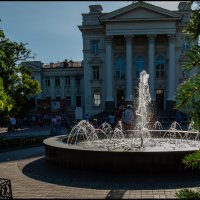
32, 115, 36, 126
55, 112, 62, 135
84, 114, 89, 122
92, 118, 98, 129
176, 111, 181, 123
50, 113, 57, 136
39, 115, 44, 128
122, 105, 134, 130
16, 117, 23, 130
115, 104, 125, 122
108, 112, 116, 128
64, 116, 70, 131
9, 115, 16, 131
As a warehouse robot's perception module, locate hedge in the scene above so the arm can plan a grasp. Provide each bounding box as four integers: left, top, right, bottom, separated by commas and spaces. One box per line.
0, 135, 48, 151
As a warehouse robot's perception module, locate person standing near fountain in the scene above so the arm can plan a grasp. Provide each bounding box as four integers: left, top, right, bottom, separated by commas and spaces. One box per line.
108, 112, 116, 128
122, 105, 134, 130
55, 112, 62, 135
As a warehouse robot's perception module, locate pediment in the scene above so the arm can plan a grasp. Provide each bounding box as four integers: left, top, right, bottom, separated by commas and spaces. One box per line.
28, 64, 41, 72
21, 61, 42, 72
100, 2, 181, 22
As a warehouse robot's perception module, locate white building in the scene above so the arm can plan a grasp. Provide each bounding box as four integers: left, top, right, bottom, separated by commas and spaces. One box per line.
23, 60, 84, 121
27, 1, 193, 119
79, 1, 192, 117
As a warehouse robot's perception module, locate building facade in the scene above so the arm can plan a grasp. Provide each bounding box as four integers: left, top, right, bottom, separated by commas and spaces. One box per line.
23, 60, 84, 121
27, 1, 194, 119
79, 1, 192, 117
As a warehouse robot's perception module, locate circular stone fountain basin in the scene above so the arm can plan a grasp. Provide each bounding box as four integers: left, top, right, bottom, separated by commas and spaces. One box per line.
43, 135, 199, 173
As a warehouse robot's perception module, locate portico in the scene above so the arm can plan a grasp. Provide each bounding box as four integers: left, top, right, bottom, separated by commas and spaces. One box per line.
104, 33, 177, 111
79, 1, 190, 117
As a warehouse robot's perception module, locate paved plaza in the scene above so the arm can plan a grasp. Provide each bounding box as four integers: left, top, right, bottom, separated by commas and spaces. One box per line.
1, 127, 200, 199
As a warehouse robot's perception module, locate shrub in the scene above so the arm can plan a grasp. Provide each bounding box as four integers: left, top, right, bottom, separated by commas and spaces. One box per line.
176, 189, 200, 199
0, 135, 48, 151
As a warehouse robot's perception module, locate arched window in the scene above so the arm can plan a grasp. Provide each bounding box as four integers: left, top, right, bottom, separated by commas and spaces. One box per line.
115, 55, 125, 79
155, 56, 165, 79
136, 56, 144, 78
93, 90, 101, 106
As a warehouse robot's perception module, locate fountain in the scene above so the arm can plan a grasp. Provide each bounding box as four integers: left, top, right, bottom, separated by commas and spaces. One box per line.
44, 70, 200, 173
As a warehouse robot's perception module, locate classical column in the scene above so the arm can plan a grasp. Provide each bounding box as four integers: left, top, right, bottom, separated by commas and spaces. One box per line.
167, 34, 176, 101
167, 34, 176, 111
147, 35, 156, 101
105, 36, 114, 102
61, 76, 65, 98
71, 76, 76, 107
125, 35, 133, 102
50, 76, 55, 99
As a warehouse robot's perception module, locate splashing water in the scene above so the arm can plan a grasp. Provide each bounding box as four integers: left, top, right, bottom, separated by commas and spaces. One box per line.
65, 70, 200, 152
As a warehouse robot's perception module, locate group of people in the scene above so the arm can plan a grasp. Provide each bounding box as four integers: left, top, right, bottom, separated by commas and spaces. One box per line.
87, 104, 135, 130
108, 104, 135, 130
7, 115, 43, 131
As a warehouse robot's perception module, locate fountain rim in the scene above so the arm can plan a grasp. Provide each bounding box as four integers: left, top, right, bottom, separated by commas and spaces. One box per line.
43, 128, 200, 153
125, 129, 199, 134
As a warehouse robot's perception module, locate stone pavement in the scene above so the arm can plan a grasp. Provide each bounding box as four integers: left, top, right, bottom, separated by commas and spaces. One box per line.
1, 145, 200, 199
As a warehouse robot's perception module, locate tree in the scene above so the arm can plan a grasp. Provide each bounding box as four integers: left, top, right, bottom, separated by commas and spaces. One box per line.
175, 2, 200, 198
175, 1, 200, 131
0, 20, 41, 125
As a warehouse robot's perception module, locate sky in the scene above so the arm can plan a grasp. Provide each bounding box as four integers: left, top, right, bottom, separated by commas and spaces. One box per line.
0, 1, 181, 64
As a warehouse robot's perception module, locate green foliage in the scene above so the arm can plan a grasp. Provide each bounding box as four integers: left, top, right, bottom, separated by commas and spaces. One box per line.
175, 3, 200, 198
192, 101, 200, 130
184, 45, 200, 71
176, 189, 200, 199
175, 1, 200, 131
0, 77, 8, 110
0, 20, 41, 123
182, 151, 200, 170
0, 135, 48, 151
176, 74, 200, 109
183, 2, 200, 41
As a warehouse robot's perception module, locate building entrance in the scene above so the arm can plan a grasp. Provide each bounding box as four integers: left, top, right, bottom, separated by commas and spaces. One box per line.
156, 89, 164, 111
117, 89, 125, 108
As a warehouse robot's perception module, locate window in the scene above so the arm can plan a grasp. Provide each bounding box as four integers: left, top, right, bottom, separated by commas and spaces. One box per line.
55, 96, 61, 100
94, 91, 101, 106
155, 56, 165, 79
156, 89, 164, 95
55, 76, 60, 86
76, 78, 81, 94
91, 40, 99, 55
115, 55, 125, 79
66, 96, 71, 106
93, 66, 99, 80
65, 76, 70, 86
45, 76, 50, 86
182, 39, 189, 52
76, 78, 80, 86
76, 96, 81, 107
136, 56, 144, 78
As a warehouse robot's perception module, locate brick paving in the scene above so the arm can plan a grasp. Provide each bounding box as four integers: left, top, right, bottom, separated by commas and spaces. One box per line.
0, 127, 200, 199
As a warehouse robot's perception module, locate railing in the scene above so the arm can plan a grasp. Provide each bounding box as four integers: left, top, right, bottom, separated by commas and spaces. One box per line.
0, 178, 12, 199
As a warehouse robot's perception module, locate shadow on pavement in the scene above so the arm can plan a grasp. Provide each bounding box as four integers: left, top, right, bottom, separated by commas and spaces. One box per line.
21, 156, 200, 190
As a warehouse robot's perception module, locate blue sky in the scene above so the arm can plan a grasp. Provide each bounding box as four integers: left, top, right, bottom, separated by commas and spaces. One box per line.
0, 1, 181, 64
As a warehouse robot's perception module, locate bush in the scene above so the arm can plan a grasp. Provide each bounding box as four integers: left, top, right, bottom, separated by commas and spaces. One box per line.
0, 135, 48, 151
176, 189, 200, 199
